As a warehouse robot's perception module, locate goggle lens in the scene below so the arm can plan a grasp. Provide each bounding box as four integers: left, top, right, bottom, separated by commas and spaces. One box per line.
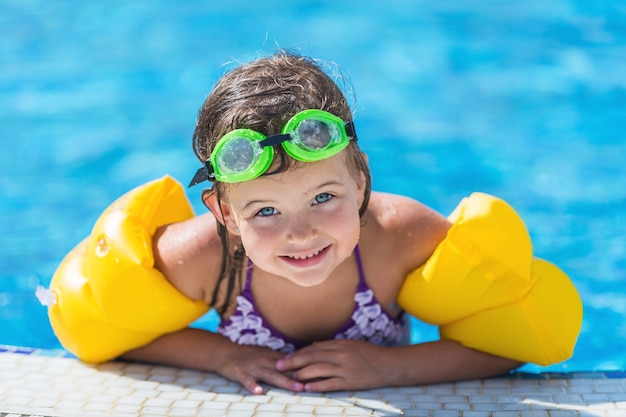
216, 136, 258, 175
294, 119, 338, 151
281, 110, 351, 162
210, 130, 273, 183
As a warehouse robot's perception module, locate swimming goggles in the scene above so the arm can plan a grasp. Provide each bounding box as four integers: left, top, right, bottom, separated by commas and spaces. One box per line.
188, 109, 357, 185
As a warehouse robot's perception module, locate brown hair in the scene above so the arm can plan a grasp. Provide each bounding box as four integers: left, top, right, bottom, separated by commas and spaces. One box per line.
192, 51, 371, 313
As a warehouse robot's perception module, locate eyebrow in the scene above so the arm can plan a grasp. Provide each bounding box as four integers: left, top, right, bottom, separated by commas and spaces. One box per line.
315, 180, 343, 189
241, 199, 273, 212
302, 180, 345, 197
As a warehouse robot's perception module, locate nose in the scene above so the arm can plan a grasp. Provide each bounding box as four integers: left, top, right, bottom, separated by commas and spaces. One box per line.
286, 212, 316, 243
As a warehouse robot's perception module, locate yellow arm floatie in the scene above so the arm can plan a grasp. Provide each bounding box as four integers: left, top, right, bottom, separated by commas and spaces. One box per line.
48, 175, 210, 363
397, 192, 583, 366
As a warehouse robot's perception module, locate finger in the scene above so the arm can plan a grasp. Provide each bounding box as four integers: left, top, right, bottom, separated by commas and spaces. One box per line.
260, 371, 305, 393
290, 360, 340, 384
304, 376, 347, 393
276, 345, 338, 372
238, 366, 306, 394
239, 374, 265, 395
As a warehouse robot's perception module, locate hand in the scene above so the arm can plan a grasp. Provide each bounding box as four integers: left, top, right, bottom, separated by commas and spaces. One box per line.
215, 343, 305, 395
275, 340, 393, 392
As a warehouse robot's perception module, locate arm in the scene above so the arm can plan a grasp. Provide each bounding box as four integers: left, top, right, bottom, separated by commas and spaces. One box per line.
150, 211, 224, 302
121, 327, 235, 372
380, 340, 523, 386
120, 213, 306, 395
275, 338, 523, 392
122, 327, 306, 395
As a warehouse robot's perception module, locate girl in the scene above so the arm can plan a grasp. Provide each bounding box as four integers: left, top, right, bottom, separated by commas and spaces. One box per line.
122, 51, 522, 394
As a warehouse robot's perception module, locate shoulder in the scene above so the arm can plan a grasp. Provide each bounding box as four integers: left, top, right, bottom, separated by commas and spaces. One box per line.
152, 211, 225, 303
362, 191, 451, 274
354, 192, 450, 312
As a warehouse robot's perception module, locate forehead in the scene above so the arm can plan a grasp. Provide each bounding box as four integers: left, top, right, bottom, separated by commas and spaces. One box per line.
223, 152, 356, 200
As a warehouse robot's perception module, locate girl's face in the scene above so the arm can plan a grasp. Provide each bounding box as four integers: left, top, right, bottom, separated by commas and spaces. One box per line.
219, 153, 366, 287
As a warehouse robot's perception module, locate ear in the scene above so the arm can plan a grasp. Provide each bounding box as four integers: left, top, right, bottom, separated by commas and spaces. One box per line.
202, 189, 241, 235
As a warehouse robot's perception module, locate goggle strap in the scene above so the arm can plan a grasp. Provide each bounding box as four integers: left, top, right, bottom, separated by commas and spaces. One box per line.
345, 121, 357, 141
187, 160, 215, 188
188, 167, 208, 187
259, 133, 291, 147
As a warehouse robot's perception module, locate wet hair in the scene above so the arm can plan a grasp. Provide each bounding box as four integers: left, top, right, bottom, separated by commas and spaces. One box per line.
192, 51, 372, 314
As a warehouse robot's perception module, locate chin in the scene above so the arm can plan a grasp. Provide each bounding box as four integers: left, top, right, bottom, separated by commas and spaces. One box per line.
292, 275, 329, 288
279, 264, 334, 287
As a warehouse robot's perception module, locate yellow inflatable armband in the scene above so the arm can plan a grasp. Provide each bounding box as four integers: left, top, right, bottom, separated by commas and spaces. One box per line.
397, 192, 582, 365
48, 175, 210, 363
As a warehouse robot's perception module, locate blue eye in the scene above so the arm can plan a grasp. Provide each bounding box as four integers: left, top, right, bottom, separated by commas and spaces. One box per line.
313, 193, 333, 204
257, 207, 278, 217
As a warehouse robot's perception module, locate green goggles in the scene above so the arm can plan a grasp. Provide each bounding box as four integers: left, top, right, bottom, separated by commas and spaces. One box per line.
189, 109, 357, 185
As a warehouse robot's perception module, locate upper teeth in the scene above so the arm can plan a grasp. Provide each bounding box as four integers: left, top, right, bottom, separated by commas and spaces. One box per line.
289, 249, 321, 260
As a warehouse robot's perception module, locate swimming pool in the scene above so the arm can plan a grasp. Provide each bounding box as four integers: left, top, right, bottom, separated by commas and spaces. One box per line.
1, 0, 624, 373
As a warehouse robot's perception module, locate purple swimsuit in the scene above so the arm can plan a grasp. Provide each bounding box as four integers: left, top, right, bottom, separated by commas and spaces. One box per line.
217, 246, 407, 353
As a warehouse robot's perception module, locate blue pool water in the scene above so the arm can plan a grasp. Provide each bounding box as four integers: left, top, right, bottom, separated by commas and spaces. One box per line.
1, 1, 625, 373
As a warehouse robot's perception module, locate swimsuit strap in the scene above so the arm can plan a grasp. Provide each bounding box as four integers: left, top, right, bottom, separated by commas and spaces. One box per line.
242, 258, 254, 295
353, 244, 368, 288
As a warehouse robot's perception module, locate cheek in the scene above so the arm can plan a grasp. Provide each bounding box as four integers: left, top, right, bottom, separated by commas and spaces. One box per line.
239, 228, 281, 272
323, 205, 361, 241
239, 223, 280, 251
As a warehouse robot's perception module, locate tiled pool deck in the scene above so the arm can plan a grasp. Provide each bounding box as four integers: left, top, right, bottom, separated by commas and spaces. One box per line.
1, 346, 625, 417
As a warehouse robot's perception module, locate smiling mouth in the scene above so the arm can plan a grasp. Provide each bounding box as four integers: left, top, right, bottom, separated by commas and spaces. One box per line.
286, 248, 323, 260
282, 245, 330, 263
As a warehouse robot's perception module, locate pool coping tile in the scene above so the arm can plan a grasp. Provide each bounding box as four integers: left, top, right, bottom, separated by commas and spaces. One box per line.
1, 346, 625, 417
